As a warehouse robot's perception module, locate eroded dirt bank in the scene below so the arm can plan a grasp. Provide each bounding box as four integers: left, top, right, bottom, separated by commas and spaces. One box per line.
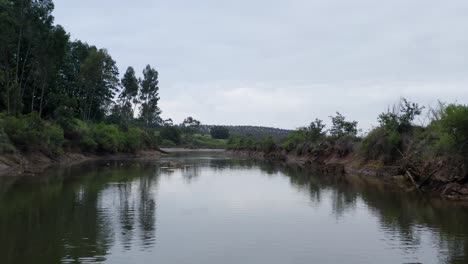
0, 150, 163, 177
227, 149, 468, 200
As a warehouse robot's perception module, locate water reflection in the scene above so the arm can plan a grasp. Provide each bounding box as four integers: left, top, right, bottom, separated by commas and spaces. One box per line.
0, 152, 467, 263
270, 163, 468, 264
0, 161, 160, 263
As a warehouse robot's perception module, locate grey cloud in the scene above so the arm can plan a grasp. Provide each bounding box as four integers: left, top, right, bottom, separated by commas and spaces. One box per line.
54, 0, 468, 129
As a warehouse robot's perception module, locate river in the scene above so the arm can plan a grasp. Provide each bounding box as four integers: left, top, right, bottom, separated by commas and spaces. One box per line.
0, 151, 467, 263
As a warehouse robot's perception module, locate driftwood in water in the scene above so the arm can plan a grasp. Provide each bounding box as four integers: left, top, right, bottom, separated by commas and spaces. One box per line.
406, 170, 422, 192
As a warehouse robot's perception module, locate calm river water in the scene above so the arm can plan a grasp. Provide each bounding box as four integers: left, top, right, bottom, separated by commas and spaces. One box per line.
0, 151, 467, 264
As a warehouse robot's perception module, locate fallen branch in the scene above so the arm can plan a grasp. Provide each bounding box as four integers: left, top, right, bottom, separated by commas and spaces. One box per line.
418, 167, 440, 189
406, 170, 422, 193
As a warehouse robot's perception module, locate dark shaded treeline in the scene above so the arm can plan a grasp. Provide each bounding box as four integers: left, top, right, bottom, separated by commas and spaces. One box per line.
0, 0, 160, 124
0, 0, 170, 155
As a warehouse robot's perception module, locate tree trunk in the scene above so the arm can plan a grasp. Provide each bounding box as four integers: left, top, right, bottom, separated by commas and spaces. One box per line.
19, 42, 31, 98
30, 86, 35, 113
38, 82, 47, 117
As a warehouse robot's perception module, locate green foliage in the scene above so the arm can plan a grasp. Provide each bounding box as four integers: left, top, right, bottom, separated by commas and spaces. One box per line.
2, 113, 64, 154
44, 123, 65, 155
180, 117, 201, 135
361, 127, 400, 162
125, 127, 144, 152
361, 99, 423, 161
0, 114, 15, 154
282, 130, 307, 152
184, 134, 227, 149
260, 136, 276, 152
159, 126, 182, 145
430, 103, 468, 153
59, 118, 96, 151
139, 65, 161, 128
329, 112, 358, 138
91, 123, 124, 153
210, 126, 230, 139
378, 98, 423, 133
303, 119, 326, 142
160, 139, 177, 148
0, 110, 163, 155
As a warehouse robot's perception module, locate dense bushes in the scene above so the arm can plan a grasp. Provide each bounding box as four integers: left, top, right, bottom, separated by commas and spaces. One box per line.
229, 99, 468, 166
159, 126, 182, 145
361, 99, 424, 162
1, 113, 64, 154
361, 101, 468, 162
0, 113, 159, 155
430, 103, 468, 154
210, 126, 230, 139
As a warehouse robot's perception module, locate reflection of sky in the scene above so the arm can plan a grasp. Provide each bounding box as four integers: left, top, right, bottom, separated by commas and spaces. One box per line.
102, 161, 450, 264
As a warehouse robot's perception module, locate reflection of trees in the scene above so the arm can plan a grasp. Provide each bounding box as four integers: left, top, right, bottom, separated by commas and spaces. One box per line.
181, 166, 200, 183
271, 162, 468, 264
118, 181, 135, 250
138, 173, 158, 249
0, 160, 161, 263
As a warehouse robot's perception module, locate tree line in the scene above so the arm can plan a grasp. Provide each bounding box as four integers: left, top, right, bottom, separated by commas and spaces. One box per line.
0, 0, 161, 127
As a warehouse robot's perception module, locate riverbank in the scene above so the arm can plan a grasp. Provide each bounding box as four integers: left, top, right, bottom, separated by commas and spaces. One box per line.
161, 148, 226, 152
0, 150, 163, 177
227, 149, 468, 200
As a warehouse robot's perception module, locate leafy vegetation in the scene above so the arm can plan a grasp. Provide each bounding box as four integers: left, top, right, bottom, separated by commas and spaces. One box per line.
229, 99, 468, 168
210, 126, 230, 139
0, 0, 168, 155
199, 125, 291, 139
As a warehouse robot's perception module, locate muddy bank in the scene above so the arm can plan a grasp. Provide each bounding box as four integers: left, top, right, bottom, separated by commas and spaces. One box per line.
227, 149, 468, 200
0, 150, 163, 177
161, 148, 226, 153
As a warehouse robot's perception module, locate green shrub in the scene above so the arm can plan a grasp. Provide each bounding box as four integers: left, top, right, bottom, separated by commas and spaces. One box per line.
44, 123, 65, 154
227, 135, 240, 148
378, 98, 423, 133
125, 127, 144, 152
2, 113, 64, 154
0, 114, 15, 153
261, 136, 276, 152
329, 112, 358, 138
160, 139, 176, 147
361, 127, 400, 162
92, 123, 125, 153
160, 126, 181, 144
430, 103, 468, 153
210, 126, 230, 139
61, 118, 97, 151
3, 113, 41, 149
282, 130, 307, 151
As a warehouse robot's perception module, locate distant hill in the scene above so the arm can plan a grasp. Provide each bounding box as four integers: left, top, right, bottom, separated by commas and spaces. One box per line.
199, 125, 292, 139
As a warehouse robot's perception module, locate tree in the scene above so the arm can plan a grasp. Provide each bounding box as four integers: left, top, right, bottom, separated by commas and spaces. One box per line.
378, 98, 423, 133
118, 66, 139, 125
0, 0, 56, 115
210, 126, 230, 139
180, 116, 201, 135
78, 48, 119, 121
139, 65, 161, 128
159, 126, 181, 144
300, 118, 326, 142
329, 112, 358, 138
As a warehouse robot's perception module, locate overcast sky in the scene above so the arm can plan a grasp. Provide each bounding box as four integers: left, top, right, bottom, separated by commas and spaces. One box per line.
53, 0, 468, 130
